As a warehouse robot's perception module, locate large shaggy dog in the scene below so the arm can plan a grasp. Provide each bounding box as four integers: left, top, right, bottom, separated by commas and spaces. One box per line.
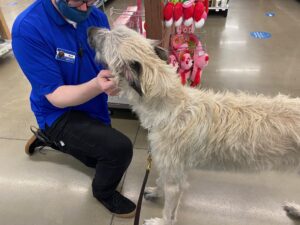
88, 26, 300, 225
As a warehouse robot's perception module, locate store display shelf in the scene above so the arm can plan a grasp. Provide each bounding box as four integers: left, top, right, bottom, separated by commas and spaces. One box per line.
209, 4, 229, 11
0, 39, 12, 58
94, 0, 104, 7
108, 95, 131, 109
209, 0, 229, 17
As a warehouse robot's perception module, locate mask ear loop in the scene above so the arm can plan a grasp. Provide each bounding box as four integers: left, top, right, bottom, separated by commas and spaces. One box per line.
65, 0, 90, 8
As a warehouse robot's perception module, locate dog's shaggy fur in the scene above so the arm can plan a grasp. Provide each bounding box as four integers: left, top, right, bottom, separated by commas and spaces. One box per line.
88, 26, 300, 225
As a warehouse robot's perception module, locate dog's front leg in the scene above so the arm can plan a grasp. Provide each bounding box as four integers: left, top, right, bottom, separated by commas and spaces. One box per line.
144, 174, 164, 201
162, 179, 183, 225
144, 175, 184, 225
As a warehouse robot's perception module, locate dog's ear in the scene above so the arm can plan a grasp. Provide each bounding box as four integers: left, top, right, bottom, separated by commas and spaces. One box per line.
147, 39, 169, 62
154, 46, 169, 62
123, 61, 143, 96
87, 27, 109, 49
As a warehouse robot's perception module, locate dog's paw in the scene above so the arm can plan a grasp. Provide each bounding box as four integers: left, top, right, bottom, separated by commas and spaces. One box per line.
143, 217, 165, 225
144, 186, 161, 201
283, 202, 300, 220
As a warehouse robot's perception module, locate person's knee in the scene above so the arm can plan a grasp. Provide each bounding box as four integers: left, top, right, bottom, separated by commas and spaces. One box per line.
108, 132, 133, 166
117, 134, 133, 165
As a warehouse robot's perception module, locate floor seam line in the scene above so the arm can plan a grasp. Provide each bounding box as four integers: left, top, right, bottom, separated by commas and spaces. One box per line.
0, 137, 27, 141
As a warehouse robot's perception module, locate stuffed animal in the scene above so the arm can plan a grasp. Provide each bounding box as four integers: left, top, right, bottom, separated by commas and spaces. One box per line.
168, 54, 179, 72
182, 0, 195, 27
174, 2, 184, 27
194, 1, 207, 29
163, 1, 174, 27
163, 0, 208, 29
190, 43, 209, 87
171, 34, 186, 51
179, 52, 193, 85
164, 0, 209, 87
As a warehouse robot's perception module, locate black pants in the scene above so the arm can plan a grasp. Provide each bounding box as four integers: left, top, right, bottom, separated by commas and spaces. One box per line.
45, 110, 133, 200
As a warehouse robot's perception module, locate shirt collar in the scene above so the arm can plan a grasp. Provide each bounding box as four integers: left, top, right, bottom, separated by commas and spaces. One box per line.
66, 18, 77, 28
43, 0, 68, 26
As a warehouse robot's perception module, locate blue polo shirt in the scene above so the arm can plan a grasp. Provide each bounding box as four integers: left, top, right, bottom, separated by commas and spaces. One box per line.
12, 0, 111, 129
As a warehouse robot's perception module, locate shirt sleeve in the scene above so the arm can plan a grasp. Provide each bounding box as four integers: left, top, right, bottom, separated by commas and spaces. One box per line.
12, 30, 64, 97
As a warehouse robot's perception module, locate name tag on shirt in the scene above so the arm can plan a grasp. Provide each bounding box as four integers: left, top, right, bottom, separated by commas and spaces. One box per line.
55, 48, 76, 63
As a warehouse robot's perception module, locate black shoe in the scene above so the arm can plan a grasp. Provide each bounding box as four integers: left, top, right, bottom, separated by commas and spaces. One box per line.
98, 191, 136, 218
25, 127, 59, 155
25, 135, 45, 155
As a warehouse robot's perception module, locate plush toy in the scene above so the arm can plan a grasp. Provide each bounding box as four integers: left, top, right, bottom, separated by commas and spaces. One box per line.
168, 54, 179, 72
190, 43, 209, 87
194, 1, 207, 29
173, 2, 183, 27
171, 34, 186, 50
163, 2, 174, 27
164, 0, 208, 29
164, 0, 209, 87
183, 0, 195, 27
177, 42, 189, 64
175, 22, 194, 34
179, 52, 193, 85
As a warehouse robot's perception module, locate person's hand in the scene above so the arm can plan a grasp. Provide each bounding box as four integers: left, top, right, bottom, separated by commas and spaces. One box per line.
95, 70, 120, 96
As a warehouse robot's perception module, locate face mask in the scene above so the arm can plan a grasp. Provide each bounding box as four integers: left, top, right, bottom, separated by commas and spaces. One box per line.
55, 0, 92, 23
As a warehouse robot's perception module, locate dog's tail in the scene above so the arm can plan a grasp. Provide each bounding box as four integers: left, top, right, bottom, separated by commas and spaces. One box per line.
283, 202, 300, 220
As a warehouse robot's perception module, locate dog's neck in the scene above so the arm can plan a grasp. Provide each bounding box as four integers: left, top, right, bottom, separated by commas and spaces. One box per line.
132, 71, 187, 130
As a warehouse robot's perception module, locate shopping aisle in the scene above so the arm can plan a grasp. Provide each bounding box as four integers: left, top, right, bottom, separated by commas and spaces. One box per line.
0, 0, 300, 225
202, 0, 300, 95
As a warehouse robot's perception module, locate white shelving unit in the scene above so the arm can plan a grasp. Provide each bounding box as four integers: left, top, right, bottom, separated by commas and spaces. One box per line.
209, 0, 229, 17
94, 0, 105, 9
108, 95, 131, 109
0, 6, 12, 57
0, 38, 11, 58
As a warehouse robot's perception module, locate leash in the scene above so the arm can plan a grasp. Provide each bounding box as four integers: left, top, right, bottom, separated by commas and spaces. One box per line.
134, 152, 152, 225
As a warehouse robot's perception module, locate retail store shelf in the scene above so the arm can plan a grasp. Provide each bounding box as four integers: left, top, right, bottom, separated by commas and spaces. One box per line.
209, 0, 229, 17
94, 0, 110, 8
0, 39, 12, 57
108, 95, 131, 109
209, 5, 229, 11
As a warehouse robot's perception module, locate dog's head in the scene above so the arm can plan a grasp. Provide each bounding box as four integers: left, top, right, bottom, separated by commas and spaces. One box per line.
88, 26, 170, 98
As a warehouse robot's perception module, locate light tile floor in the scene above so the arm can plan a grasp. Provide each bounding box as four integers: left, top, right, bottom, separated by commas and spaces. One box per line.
1, 0, 300, 225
